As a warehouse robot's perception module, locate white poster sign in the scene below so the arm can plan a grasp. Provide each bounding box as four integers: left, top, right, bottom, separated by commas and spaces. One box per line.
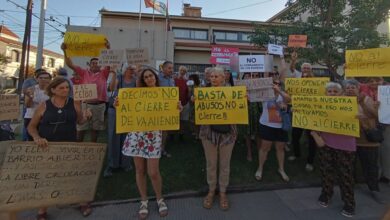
378, 85, 390, 124
267, 44, 284, 56
239, 55, 273, 72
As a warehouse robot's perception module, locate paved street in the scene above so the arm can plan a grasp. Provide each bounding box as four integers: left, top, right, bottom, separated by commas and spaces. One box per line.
18, 184, 390, 220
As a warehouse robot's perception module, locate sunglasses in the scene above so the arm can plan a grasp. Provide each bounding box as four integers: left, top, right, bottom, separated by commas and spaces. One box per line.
273, 81, 281, 85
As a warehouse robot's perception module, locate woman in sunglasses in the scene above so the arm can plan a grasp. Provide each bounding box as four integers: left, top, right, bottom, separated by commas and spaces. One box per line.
27, 77, 92, 220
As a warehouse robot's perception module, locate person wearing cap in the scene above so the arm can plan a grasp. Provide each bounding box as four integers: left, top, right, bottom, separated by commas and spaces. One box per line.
61, 41, 113, 142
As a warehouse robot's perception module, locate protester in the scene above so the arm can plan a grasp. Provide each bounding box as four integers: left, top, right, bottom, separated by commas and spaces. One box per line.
188, 73, 201, 140
311, 82, 356, 218
57, 68, 74, 97
174, 66, 190, 141
201, 67, 212, 87
288, 51, 317, 172
158, 61, 175, 157
24, 70, 51, 141
119, 68, 182, 219
256, 78, 291, 182
224, 68, 234, 86
27, 77, 92, 220
61, 42, 112, 142
343, 79, 384, 204
198, 67, 237, 211
103, 64, 137, 177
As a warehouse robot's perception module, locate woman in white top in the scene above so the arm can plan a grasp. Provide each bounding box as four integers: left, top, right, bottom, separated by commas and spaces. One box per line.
24, 71, 51, 140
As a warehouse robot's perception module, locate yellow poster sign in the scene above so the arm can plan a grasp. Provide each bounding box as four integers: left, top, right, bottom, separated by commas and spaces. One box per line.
292, 95, 360, 137
116, 87, 180, 133
195, 87, 248, 125
345, 47, 390, 77
64, 32, 107, 57
285, 78, 330, 96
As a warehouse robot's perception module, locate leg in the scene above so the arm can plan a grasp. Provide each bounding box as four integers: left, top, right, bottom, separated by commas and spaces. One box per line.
256, 139, 272, 180
306, 130, 317, 165
90, 103, 106, 143
358, 147, 380, 192
134, 157, 148, 200
218, 141, 235, 193
201, 139, 218, 192
245, 135, 252, 161
335, 150, 356, 211
146, 158, 163, 200
318, 147, 336, 202
291, 127, 304, 159
275, 141, 286, 171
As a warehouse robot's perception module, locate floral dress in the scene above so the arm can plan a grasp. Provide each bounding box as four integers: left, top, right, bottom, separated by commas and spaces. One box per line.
122, 131, 162, 158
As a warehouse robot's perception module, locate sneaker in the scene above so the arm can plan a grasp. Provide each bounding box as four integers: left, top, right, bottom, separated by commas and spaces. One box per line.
370, 191, 385, 204
341, 206, 355, 218
318, 194, 329, 207
305, 163, 314, 172
103, 167, 113, 178
288, 156, 297, 161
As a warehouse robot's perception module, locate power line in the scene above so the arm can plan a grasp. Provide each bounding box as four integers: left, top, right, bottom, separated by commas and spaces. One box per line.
0, 9, 98, 18
205, 0, 273, 16
44, 35, 63, 47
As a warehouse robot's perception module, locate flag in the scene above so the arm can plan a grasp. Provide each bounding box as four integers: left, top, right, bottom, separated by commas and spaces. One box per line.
144, 0, 167, 15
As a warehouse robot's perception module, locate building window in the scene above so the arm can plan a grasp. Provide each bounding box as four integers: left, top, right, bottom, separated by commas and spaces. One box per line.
48, 58, 55, 68
213, 31, 252, 42
11, 50, 20, 62
173, 28, 208, 40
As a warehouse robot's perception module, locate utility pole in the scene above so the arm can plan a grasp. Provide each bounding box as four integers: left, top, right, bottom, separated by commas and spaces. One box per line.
17, 0, 33, 94
36, 0, 47, 69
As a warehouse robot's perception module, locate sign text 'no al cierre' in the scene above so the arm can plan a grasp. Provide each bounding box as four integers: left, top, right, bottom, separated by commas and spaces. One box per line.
73, 84, 98, 101
0, 141, 106, 212
345, 47, 390, 77
195, 87, 248, 125
0, 94, 20, 121
116, 87, 180, 133
63, 32, 107, 57
292, 95, 360, 137
285, 77, 330, 96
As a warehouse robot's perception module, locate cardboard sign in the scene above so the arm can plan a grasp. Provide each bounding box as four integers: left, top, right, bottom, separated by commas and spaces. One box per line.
239, 55, 273, 72
234, 78, 275, 102
0, 94, 19, 121
116, 87, 180, 133
292, 96, 360, 137
268, 44, 284, 56
98, 49, 124, 68
73, 84, 98, 101
378, 85, 390, 124
288, 35, 307, 48
195, 86, 248, 125
126, 48, 149, 66
63, 32, 107, 57
210, 46, 239, 65
0, 141, 106, 212
345, 47, 390, 77
285, 77, 330, 96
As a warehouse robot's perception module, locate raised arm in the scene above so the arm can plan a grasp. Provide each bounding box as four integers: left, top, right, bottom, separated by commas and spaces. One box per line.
290, 51, 298, 73
61, 43, 77, 71
279, 55, 287, 82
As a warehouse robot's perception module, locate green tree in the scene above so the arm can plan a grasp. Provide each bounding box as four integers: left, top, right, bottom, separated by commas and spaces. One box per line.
251, 0, 390, 79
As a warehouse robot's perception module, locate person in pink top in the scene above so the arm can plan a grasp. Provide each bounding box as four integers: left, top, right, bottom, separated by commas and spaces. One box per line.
61, 42, 113, 142
311, 82, 356, 218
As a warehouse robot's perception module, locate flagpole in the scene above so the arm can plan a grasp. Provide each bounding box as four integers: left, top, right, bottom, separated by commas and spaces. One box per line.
138, 0, 142, 48
152, 1, 155, 61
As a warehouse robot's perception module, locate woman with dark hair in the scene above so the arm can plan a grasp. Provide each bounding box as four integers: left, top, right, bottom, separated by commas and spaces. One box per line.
27, 77, 92, 220
118, 68, 181, 219
224, 69, 234, 86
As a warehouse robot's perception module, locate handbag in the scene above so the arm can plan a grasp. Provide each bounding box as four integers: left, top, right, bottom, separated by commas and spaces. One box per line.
364, 127, 384, 143
279, 109, 291, 131
210, 125, 231, 134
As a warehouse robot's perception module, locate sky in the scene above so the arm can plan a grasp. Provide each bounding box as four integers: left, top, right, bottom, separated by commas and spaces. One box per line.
1, 0, 287, 53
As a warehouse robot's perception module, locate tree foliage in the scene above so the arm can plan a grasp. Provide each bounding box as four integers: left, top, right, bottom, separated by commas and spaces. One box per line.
251, 0, 390, 78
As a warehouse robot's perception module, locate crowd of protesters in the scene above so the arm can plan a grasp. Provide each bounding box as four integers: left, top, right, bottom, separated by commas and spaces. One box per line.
1, 45, 389, 220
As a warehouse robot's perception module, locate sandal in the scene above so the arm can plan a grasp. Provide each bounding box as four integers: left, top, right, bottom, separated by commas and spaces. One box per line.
278, 169, 290, 182
138, 200, 149, 220
80, 203, 92, 217
255, 169, 262, 181
203, 191, 215, 209
219, 193, 229, 211
36, 212, 48, 220
157, 198, 168, 217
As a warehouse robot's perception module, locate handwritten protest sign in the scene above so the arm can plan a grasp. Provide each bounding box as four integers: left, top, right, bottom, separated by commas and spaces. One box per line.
98, 49, 124, 68
292, 96, 359, 137
285, 78, 330, 96
0, 141, 11, 167
0, 141, 106, 212
234, 78, 275, 102
210, 46, 239, 65
116, 87, 179, 133
345, 47, 390, 77
239, 55, 273, 72
378, 85, 390, 124
288, 35, 307, 48
0, 94, 19, 121
63, 32, 107, 57
73, 84, 98, 101
195, 87, 248, 125
126, 48, 149, 66
268, 44, 284, 56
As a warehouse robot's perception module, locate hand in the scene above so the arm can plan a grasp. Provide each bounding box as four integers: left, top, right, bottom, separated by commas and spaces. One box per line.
83, 108, 92, 119
273, 83, 281, 93
114, 97, 119, 108
34, 136, 48, 148
26, 87, 34, 98
105, 39, 111, 49
177, 101, 183, 112
191, 95, 196, 102
291, 51, 298, 61
61, 43, 67, 51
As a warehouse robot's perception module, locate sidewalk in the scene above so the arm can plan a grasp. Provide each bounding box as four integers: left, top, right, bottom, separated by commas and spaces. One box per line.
18, 184, 390, 220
